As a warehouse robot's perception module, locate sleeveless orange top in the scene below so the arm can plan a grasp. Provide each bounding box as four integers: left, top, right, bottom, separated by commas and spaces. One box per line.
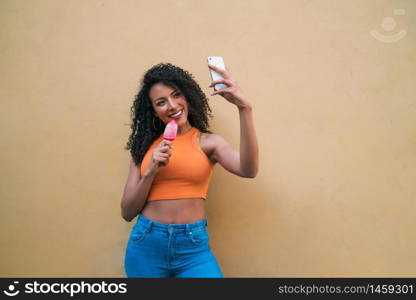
140, 127, 214, 201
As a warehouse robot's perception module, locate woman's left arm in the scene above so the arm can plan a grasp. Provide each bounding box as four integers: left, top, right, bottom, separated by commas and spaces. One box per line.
208, 64, 259, 178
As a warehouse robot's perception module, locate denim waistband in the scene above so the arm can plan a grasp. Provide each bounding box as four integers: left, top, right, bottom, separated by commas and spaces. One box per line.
137, 214, 207, 234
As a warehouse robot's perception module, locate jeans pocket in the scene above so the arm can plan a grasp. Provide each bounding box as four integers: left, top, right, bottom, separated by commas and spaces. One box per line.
130, 224, 149, 243
188, 229, 209, 246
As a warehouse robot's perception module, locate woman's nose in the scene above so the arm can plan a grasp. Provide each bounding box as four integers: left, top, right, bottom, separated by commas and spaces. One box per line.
167, 97, 178, 109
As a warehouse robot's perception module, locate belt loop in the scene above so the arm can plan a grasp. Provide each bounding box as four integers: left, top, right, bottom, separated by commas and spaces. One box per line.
145, 219, 153, 233
185, 224, 191, 235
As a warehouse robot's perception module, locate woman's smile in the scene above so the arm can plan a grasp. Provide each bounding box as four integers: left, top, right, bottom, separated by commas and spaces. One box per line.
169, 109, 183, 120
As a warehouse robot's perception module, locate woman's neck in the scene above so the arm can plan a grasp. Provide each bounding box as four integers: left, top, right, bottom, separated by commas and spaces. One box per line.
177, 122, 192, 136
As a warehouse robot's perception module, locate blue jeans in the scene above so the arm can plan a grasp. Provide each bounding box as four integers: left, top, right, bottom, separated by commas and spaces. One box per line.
124, 214, 223, 278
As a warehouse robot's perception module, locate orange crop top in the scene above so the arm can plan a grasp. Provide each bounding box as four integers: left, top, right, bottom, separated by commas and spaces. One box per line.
140, 127, 214, 201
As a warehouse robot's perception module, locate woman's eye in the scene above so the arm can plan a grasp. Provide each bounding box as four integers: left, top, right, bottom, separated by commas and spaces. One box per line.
157, 101, 165, 106
174, 92, 182, 97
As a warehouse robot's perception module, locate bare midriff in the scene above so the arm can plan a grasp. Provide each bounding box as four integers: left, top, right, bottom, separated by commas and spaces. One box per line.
141, 198, 206, 224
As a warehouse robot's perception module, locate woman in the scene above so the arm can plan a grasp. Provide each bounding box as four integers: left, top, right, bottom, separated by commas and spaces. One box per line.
121, 62, 258, 278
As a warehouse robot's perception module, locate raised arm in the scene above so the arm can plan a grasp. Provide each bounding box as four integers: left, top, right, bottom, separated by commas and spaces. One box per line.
208, 64, 259, 178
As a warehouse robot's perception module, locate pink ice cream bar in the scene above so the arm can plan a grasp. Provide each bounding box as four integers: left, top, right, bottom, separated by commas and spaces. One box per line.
163, 119, 178, 141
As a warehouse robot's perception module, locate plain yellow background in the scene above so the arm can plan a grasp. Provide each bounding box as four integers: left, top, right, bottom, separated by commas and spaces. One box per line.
1, 0, 415, 277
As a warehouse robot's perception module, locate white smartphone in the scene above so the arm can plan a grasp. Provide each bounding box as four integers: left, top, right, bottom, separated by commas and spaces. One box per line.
207, 56, 227, 91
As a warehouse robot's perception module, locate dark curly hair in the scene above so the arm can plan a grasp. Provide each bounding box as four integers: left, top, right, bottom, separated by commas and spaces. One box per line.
125, 63, 213, 166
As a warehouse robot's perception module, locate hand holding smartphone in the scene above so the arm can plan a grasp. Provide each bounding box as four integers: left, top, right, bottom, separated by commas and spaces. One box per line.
207, 56, 227, 91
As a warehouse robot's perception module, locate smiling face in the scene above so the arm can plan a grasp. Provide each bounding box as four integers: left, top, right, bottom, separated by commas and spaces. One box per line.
149, 82, 191, 133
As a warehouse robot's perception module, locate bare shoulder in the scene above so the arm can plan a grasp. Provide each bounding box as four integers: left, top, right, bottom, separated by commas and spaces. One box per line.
201, 131, 229, 147
201, 131, 222, 143
125, 158, 141, 187
200, 132, 229, 163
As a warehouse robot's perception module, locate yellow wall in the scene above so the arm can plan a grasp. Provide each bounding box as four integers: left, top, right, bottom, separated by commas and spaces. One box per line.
1, 0, 415, 277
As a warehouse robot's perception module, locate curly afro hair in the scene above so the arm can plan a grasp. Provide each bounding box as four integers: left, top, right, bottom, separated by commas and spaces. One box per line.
125, 63, 213, 166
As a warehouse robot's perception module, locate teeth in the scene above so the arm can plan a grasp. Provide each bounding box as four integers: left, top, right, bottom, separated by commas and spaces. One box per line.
171, 110, 182, 118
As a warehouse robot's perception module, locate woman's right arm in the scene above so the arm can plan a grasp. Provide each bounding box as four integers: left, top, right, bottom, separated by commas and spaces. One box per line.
120, 159, 156, 222
120, 141, 172, 222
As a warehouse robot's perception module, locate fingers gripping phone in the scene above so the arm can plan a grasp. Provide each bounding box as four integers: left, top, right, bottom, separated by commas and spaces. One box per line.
207, 56, 227, 91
